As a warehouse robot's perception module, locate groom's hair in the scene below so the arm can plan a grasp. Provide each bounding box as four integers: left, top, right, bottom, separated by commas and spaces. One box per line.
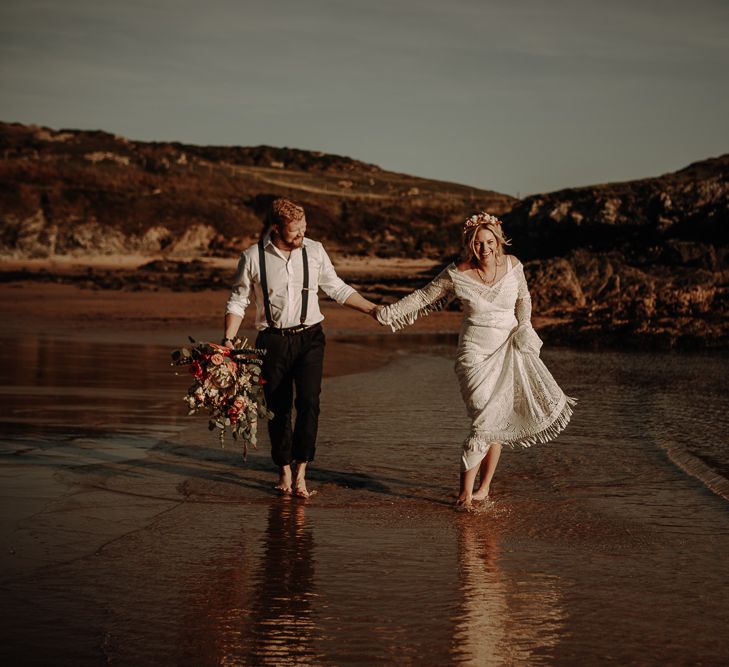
266, 198, 305, 230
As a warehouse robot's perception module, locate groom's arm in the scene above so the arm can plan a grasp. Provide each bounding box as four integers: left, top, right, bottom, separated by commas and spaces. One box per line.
223, 312, 243, 346
343, 291, 379, 317
318, 244, 379, 318
223, 252, 253, 345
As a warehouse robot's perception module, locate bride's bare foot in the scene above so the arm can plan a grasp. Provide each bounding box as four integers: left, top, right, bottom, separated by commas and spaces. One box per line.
274, 465, 292, 495
472, 485, 490, 501
294, 461, 311, 499
457, 466, 478, 510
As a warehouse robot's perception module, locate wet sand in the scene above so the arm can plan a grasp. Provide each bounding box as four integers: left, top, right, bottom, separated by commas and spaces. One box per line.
0, 280, 463, 340
2, 282, 729, 665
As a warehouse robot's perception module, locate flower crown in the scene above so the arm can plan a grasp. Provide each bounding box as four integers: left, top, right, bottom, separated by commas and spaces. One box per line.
463, 212, 502, 233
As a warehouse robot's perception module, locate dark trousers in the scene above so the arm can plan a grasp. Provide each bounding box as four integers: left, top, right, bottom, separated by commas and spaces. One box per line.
256, 324, 326, 467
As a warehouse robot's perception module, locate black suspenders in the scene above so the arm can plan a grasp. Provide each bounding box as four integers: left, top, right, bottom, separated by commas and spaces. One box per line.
258, 239, 310, 328
300, 246, 309, 324
257, 240, 273, 327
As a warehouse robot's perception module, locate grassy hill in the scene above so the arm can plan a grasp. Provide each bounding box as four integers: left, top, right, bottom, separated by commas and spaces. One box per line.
1, 121, 727, 349
0, 122, 515, 259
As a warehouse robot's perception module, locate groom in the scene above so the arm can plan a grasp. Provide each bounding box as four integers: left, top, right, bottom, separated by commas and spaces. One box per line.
223, 198, 379, 497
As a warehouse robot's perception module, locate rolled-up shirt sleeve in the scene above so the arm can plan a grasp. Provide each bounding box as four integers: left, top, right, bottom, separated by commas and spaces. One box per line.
318, 244, 356, 305
225, 253, 253, 317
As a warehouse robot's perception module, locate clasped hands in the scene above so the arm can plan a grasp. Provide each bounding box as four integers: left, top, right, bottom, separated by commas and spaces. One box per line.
369, 304, 388, 326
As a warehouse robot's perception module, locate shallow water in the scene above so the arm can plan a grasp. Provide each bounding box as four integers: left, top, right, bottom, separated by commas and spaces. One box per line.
1, 335, 729, 665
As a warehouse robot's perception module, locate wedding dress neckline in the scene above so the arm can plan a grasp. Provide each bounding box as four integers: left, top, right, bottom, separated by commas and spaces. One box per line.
448, 257, 517, 290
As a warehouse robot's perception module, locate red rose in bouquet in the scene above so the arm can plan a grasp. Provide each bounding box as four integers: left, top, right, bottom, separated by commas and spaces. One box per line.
171, 337, 273, 457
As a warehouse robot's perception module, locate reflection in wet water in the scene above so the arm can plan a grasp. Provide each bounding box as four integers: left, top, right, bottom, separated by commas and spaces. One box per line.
2, 336, 729, 664
246, 500, 320, 666
453, 515, 566, 665
454, 507, 566, 665
179, 500, 320, 666
0, 337, 188, 442
454, 514, 509, 665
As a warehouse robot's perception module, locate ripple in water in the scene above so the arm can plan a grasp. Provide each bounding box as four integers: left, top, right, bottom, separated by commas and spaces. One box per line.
2, 338, 729, 664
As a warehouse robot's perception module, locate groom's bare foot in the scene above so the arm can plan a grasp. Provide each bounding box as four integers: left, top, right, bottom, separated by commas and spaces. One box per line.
294, 461, 311, 498
274, 465, 292, 495
472, 485, 490, 501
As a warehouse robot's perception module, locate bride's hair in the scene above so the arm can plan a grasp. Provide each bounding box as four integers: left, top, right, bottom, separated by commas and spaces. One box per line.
462, 222, 511, 263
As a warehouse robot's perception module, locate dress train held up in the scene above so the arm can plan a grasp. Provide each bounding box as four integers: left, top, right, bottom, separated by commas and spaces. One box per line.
377, 257, 576, 471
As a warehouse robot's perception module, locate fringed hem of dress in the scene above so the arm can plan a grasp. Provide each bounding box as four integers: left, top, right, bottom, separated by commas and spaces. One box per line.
463, 395, 577, 454
379, 297, 450, 332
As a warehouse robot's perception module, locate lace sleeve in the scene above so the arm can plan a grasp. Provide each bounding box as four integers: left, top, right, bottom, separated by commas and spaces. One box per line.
513, 262, 542, 355
515, 262, 532, 326
376, 266, 454, 331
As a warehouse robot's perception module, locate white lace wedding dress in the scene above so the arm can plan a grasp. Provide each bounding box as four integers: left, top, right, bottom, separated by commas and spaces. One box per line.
377, 256, 576, 471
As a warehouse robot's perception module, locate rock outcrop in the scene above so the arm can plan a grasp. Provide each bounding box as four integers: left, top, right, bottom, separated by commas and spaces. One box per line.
0, 122, 514, 259
1, 121, 727, 348
503, 158, 729, 348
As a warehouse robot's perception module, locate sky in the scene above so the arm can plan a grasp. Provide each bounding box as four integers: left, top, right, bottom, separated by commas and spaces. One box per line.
1, 0, 727, 196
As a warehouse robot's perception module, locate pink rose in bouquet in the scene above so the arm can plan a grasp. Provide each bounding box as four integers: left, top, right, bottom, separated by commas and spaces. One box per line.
171, 338, 273, 457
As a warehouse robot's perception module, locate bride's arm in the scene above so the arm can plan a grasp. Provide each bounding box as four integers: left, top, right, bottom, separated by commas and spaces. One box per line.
514, 260, 532, 326
513, 260, 543, 355
376, 266, 454, 331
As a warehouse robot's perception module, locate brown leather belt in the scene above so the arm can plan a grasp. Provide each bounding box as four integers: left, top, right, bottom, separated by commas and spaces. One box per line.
263, 322, 321, 337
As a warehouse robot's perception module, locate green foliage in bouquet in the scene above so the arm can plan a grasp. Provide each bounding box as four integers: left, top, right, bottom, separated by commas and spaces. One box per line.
171, 337, 273, 457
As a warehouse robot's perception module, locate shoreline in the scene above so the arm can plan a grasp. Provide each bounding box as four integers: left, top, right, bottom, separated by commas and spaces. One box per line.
3, 250, 728, 352
2, 276, 726, 353
0, 254, 444, 278
2, 328, 729, 664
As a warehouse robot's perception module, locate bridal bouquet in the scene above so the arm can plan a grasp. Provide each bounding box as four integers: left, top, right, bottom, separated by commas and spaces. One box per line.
171, 338, 273, 457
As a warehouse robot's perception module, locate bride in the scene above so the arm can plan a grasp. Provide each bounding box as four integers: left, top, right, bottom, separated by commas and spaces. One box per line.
376, 212, 576, 508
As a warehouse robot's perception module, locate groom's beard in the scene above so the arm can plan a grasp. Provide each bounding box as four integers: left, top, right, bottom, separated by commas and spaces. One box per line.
272, 232, 305, 252
278, 237, 304, 251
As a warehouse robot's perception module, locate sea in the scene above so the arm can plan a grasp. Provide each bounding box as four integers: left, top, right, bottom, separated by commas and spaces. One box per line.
1, 334, 728, 665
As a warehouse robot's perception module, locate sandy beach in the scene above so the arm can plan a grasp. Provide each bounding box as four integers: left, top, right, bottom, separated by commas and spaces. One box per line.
3, 0, 728, 661
2, 280, 729, 665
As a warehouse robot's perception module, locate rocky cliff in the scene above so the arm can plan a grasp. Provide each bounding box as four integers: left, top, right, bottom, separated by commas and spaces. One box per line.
1, 121, 727, 348
502, 156, 729, 348
0, 122, 514, 259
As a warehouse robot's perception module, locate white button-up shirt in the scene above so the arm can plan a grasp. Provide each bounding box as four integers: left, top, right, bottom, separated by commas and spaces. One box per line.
225, 234, 356, 330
